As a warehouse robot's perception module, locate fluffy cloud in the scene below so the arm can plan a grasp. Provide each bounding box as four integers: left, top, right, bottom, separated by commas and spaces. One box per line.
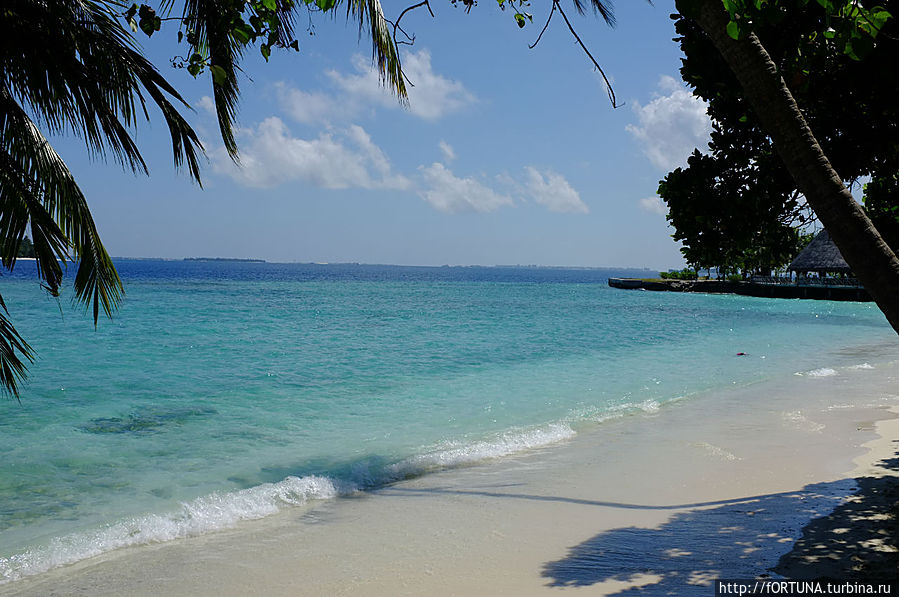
638, 196, 668, 216
418, 163, 513, 213
212, 117, 410, 190
626, 76, 712, 172
195, 95, 215, 115
275, 83, 350, 125
328, 50, 476, 120
522, 167, 589, 214
438, 140, 456, 163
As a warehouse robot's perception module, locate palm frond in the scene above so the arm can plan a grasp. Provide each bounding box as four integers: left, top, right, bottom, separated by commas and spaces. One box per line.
344, 0, 407, 100
0, 157, 68, 297
570, 0, 616, 26
126, 50, 205, 182
0, 295, 34, 400
274, 0, 299, 46
0, 0, 204, 182
1, 97, 70, 293
0, 0, 212, 398
0, 85, 124, 322
183, 0, 245, 160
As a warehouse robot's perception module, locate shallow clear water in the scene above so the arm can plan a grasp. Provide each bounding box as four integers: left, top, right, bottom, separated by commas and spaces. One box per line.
0, 260, 894, 581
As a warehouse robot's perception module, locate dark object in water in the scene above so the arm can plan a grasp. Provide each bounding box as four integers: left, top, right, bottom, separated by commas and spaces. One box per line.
79, 407, 217, 434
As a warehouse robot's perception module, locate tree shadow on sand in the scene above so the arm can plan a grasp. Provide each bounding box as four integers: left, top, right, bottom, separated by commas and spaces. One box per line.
774, 442, 899, 580
542, 445, 898, 595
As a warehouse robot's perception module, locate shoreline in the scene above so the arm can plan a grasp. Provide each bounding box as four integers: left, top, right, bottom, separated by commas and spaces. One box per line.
2, 355, 897, 595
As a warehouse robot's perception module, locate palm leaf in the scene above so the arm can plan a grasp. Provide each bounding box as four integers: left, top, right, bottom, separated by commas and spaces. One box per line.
0, 294, 34, 400
570, 0, 616, 25
1, 0, 204, 181
182, 0, 246, 160
0, 86, 124, 322
344, 0, 407, 100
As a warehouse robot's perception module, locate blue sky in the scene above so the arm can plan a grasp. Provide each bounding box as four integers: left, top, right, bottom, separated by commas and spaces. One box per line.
55, 0, 713, 268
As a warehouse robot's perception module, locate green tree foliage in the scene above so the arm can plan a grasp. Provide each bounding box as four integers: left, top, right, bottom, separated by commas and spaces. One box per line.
660, 152, 806, 276
659, 268, 698, 280
16, 236, 34, 258
678, 0, 899, 333
661, 0, 898, 275
864, 174, 899, 251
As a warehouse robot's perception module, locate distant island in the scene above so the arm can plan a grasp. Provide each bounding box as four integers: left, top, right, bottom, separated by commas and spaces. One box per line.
184, 257, 266, 263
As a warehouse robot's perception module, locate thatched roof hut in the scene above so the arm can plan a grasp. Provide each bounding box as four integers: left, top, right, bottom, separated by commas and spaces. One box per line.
788, 229, 852, 275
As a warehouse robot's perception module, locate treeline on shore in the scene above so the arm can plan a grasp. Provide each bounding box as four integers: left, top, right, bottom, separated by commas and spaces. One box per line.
17, 237, 35, 258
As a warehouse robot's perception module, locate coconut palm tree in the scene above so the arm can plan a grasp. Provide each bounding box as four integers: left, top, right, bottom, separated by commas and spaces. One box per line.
0, 0, 412, 398
177, 0, 406, 160
0, 0, 618, 399
1, 0, 208, 397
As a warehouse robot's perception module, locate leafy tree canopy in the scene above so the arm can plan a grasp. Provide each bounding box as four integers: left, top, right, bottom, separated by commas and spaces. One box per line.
660, 0, 899, 274
16, 237, 34, 259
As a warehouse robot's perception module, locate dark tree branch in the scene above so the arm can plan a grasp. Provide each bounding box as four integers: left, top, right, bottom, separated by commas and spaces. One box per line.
383, 1, 435, 87
529, 2, 556, 49
553, 0, 620, 108
398, 1, 434, 25
386, 1, 433, 47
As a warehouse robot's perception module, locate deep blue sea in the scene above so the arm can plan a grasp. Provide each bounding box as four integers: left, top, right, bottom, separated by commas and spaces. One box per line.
0, 259, 894, 581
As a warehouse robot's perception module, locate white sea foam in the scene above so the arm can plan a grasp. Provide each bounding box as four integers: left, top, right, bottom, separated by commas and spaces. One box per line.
795, 367, 838, 378
389, 423, 576, 478
609, 399, 664, 416
781, 410, 826, 433
0, 475, 343, 584
571, 398, 667, 425
849, 363, 875, 370
0, 424, 582, 583
638, 400, 661, 413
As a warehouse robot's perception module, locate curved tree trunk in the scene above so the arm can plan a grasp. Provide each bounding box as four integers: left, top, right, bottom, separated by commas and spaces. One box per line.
678, 0, 899, 335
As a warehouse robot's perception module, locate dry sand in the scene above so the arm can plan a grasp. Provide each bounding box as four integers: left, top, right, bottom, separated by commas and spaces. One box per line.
2, 358, 897, 596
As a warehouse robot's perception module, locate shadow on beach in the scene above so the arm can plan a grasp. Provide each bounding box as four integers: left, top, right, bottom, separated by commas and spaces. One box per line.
774, 444, 899, 580
541, 443, 899, 595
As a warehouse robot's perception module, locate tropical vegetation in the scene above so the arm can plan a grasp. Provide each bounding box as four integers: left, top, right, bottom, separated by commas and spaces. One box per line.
660, 0, 898, 279
16, 236, 34, 258
673, 0, 899, 334
659, 268, 698, 280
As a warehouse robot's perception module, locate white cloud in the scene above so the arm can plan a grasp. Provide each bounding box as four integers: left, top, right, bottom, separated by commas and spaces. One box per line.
328, 50, 476, 120
275, 83, 350, 125
438, 140, 456, 163
626, 76, 712, 172
522, 167, 589, 214
345, 125, 393, 177
638, 196, 668, 216
418, 163, 513, 213
212, 117, 410, 190
196, 96, 215, 115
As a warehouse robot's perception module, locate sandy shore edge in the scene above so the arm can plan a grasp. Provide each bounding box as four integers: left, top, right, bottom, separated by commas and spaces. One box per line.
1, 359, 897, 596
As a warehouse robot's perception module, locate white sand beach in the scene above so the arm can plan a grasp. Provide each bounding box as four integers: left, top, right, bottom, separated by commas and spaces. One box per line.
2, 355, 897, 596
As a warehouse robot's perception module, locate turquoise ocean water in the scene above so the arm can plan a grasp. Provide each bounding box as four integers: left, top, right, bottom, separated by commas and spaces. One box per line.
0, 260, 895, 582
